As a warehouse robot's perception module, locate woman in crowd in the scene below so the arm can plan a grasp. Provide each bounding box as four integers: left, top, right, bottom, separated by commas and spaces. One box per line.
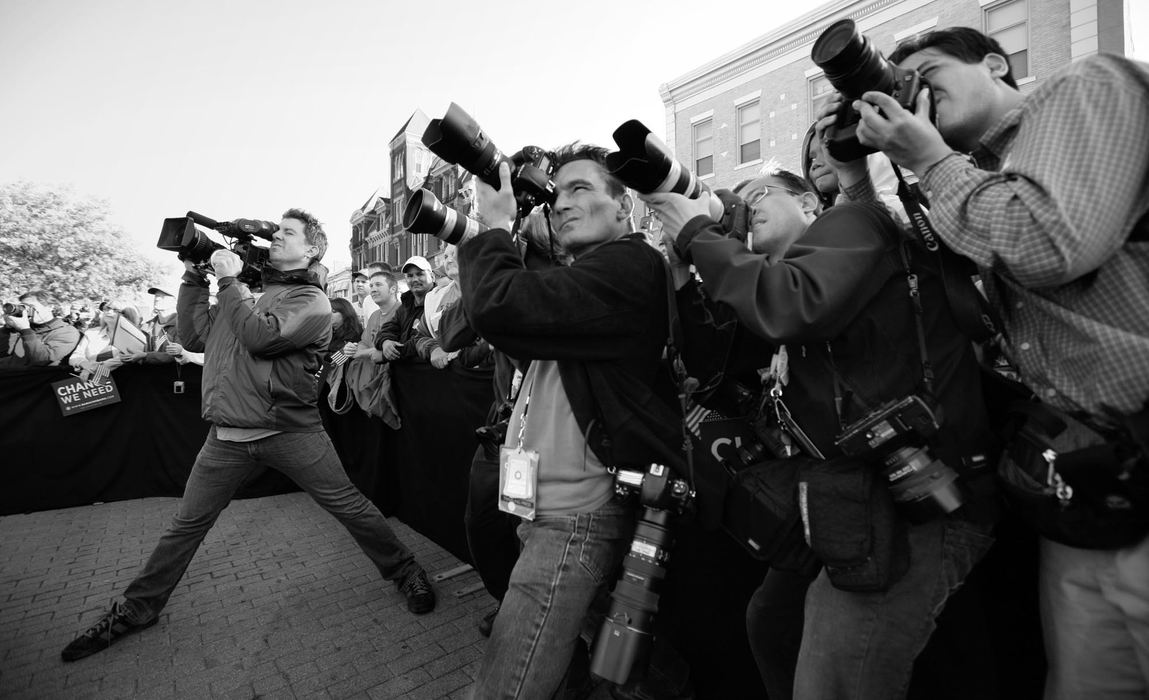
68, 301, 141, 373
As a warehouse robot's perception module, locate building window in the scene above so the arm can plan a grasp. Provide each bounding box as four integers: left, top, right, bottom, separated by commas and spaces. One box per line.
392, 152, 404, 182
737, 100, 761, 164
809, 74, 835, 123
693, 119, 713, 177
985, 0, 1030, 79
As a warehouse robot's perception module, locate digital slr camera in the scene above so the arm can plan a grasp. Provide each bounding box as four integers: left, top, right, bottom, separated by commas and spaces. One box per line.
421, 103, 556, 220
157, 211, 275, 288
590, 464, 692, 685
834, 395, 964, 522
811, 19, 934, 161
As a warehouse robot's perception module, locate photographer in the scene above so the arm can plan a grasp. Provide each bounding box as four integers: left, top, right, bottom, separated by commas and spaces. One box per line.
458, 145, 685, 699
840, 27, 1149, 698
0, 290, 81, 369
61, 208, 436, 664
644, 164, 998, 699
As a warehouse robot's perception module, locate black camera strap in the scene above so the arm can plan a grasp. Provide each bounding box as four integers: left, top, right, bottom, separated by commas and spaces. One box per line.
662, 257, 696, 492
890, 164, 1002, 343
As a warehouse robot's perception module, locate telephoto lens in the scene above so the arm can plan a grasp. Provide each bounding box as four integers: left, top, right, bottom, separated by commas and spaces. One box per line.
422, 103, 510, 191
402, 189, 485, 244
590, 506, 675, 684
811, 19, 900, 101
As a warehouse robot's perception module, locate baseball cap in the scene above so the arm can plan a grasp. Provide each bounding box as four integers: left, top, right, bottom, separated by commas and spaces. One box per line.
353, 268, 371, 279
401, 256, 433, 273
147, 287, 173, 297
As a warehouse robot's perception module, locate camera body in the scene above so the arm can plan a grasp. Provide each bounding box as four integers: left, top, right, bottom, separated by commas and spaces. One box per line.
2, 302, 24, 318
590, 464, 691, 685
834, 395, 964, 522
421, 103, 557, 219
811, 19, 932, 161
157, 211, 274, 288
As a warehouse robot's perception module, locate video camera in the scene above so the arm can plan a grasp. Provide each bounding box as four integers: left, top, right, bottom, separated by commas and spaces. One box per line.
157, 211, 276, 288
421, 103, 557, 221
811, 19, 934, 162
590, 463, 692, 685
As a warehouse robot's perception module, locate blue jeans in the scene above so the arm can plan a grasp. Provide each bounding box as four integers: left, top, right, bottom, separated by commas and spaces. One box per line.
471, 498, 635, 700
787, 516, 993, 700
122, 428, 418, 622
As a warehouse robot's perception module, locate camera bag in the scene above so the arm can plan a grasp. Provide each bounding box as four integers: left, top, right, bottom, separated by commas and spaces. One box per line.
998, 398, 1149, 549
799, 457, 910, 592
723, 456, 820, 575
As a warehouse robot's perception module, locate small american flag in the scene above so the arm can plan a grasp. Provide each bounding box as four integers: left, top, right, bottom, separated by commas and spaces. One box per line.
329, 350, 350, 367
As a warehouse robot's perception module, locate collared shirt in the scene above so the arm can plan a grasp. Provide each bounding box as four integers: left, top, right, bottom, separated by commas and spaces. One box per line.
920, 54, 1149, 418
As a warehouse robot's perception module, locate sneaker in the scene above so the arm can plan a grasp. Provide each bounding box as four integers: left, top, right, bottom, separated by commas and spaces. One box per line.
477, 605, 499, 638
397, 569, 436, 614
61, 601, 157, 662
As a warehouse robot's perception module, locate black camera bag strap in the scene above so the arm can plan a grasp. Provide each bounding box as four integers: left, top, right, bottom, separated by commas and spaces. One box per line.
890, 164, 1002, 343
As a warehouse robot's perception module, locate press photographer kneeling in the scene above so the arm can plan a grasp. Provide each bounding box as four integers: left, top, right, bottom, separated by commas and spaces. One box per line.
643, 155, 999, 698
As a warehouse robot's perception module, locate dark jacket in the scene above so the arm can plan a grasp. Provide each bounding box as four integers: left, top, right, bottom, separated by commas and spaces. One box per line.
178, 266, 331, 432
374, 290, 426, 363
676, 203, 996, 480
0, 319, 81, 368
459, 230, 685, 473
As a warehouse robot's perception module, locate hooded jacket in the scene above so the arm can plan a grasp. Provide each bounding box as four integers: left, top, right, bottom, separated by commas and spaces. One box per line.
177, 266, 331, 432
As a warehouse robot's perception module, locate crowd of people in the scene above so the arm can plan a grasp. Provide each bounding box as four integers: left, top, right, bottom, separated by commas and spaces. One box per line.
3, 24, 1146, 700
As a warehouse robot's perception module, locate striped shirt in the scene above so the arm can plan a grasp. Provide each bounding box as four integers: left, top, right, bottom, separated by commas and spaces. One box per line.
920, 54, 1149, 419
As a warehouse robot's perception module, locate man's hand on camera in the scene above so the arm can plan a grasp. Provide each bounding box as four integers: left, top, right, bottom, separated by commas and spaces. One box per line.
5, 313, 30, 331
381, 339, 403, 361
815, 95, 869, 188
854, 88, 952, 176
210, 249, 243, 279
475, 162, 517, 234
639, 192, 712, 240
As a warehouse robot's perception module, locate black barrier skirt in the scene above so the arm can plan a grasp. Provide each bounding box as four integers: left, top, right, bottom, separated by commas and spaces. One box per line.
385, 361, 493, 564
0, 365, 296, 515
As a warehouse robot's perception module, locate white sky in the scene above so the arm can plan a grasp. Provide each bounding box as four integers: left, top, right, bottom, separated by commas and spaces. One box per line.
2, 0, 1147, 294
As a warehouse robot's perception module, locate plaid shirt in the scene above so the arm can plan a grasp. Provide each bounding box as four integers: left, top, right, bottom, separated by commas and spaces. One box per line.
920, 54, 1149, 419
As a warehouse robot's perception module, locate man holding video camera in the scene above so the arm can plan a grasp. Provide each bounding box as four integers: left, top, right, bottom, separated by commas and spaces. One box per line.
457, 146, 685, 699
839, 26, 1149, 699
644, 160, 998, 698
0, 289, 81, 368
61, 208, 435, 663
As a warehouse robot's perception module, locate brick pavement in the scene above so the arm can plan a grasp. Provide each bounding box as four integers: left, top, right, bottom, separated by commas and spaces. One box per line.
0, 493, 615, 699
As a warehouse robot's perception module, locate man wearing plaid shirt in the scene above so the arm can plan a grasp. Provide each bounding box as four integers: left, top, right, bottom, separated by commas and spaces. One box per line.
838, 26, 1149, 700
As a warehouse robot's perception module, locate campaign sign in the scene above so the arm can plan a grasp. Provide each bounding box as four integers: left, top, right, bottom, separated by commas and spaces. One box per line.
52, 375, 122, 416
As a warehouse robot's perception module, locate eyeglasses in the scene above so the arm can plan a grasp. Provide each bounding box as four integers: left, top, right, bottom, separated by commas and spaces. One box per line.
747, 184, 803, 207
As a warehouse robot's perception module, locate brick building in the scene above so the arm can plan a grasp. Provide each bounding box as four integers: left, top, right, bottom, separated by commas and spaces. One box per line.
659, 0, 1133, 189
350, 110, 473, 273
